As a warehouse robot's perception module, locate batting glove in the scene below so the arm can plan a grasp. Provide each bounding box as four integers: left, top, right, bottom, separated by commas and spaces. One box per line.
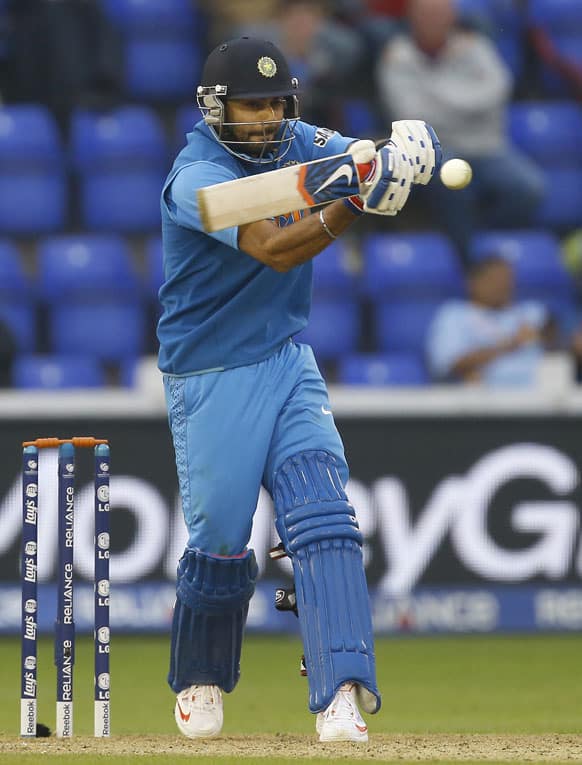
359, 143, 415, 216
342, 139, 376, 215
389, 120, 442, 185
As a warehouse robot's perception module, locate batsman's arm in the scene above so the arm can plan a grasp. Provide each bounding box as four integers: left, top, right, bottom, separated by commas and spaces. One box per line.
238, 141, 379, 272
238, 199, 359, 273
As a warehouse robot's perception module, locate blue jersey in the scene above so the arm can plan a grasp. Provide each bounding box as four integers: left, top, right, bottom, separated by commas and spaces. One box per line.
157, 120, 353, 375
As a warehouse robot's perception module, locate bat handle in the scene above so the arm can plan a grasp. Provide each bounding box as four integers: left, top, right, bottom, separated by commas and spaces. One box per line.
356, 161, 375, 183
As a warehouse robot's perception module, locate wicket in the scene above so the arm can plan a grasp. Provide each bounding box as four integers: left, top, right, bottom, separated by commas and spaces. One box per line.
20, 436, 111, 738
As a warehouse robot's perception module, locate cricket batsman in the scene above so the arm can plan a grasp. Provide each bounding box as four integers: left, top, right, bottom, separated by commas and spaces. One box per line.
157, 36, 440, 742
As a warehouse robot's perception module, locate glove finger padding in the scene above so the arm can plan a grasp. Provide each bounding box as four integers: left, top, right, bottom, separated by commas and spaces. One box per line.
343, 139, 377, 214
346, 139, 377, 171
362, 144, 414, 216
390, 120, 441, 185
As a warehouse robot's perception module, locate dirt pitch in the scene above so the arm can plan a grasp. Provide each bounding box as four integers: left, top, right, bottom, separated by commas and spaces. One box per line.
3, 734, 582, 761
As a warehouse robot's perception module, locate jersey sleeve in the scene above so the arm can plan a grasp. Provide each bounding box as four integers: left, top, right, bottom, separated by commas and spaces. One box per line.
163, 161, 239, 249
294, 122, 356, 162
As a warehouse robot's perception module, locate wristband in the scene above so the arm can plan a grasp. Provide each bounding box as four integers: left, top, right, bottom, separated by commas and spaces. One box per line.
343, 195, 365, 215
319, 208, 338, 240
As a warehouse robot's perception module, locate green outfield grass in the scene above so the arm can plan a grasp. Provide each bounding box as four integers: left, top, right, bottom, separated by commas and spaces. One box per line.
1, 633, 581, 763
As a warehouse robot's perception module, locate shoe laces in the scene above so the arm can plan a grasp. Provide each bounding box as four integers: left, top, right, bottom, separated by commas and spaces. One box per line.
189, 684, 221, 711
324, 682, 361, 722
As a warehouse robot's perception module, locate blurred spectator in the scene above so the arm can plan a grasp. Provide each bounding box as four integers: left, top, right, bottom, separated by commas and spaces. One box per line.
4, 0, 122, 135
0, 318, 15, 387
426, 256, 556, 386
232, 0, 366, 125
197, 0, 280, 50
376, 0, 545, 259
529, 26, 582, 101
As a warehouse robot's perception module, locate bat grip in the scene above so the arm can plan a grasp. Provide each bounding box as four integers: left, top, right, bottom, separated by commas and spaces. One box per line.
356, 161, 375, 183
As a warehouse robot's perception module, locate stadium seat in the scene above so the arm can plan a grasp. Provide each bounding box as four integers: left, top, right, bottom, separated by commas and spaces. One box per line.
71, 106, 167, 170
103, 0, 199, 32
80, 169, 163, 232
0, 174, 67, 234
102, 0, 203, 101
538, 169, 582, 229
125, 37, 202, 101
145, 236, 164, 299
527, 0, 582, 97
528, 0, 582, 33
49, 302, 146, 362
0, 240, 31, 295
338, 352, 429, 386
469, 230, 575, 298
0, 105, 62, 167
374, 300, 442, 354
0, 106, 66, 233
509, 101, 582, 167
0, 240, 36, 351
534, 36, 582, 96
37, 235, 140, 300
312, 240, 359, 297
175, 104, 204, 147
341, 99, 382, 138
295, 299, 360, 360
71, 107, 166, 231
13, 354, 106, 389
361, 233, 464, 299
0, 304, 36, 352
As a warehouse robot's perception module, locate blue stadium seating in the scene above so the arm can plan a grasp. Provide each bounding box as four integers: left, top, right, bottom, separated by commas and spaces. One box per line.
295, 299, 360, 360
175, 104, 204, 148
0, 105, 62, 167
71, 107, 167, 170
374, 300, 442, 354
0, 174, 67, 234
13, 354, 106, 389
37, 235, 140, 300
469, 230, 575, 298
528, 1, 582, 95
0, 106, 66, 233
146, 236, 164, 299
312, 240, 359, 297
81, 170, 163, 232
0, 240, 35, 351
538, 38, 582, 97
49, 303, 146, 362
509, 101, 582, 167
103, 0, 203, 101
529, 0, 582, 33
361, 233, 464, 299
338, 353, 429, 386
103, 0, 199, 32
538, 169, 582, 229
341, 100, 382, 138
0, 304, 36, 352
71, 107, 166, 231
125, 38, 202, 101
0, 240, 31, 295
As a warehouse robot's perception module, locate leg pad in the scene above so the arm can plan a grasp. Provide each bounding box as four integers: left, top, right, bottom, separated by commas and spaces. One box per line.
274, 451, 381, 713
168, 548, 257, 693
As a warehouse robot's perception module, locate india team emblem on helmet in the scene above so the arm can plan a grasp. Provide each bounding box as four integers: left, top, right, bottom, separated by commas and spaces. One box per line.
257, 56, 277, 78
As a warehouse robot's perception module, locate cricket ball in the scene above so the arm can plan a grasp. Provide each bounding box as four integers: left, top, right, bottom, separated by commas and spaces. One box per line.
439, 158, 473, 190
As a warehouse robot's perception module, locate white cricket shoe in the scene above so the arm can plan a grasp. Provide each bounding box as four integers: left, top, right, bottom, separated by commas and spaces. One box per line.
174, 684, 223, 738
316, 682, 369, 742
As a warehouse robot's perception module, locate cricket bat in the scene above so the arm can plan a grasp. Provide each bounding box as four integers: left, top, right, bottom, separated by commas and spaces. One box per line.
197, 152, 374, 232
